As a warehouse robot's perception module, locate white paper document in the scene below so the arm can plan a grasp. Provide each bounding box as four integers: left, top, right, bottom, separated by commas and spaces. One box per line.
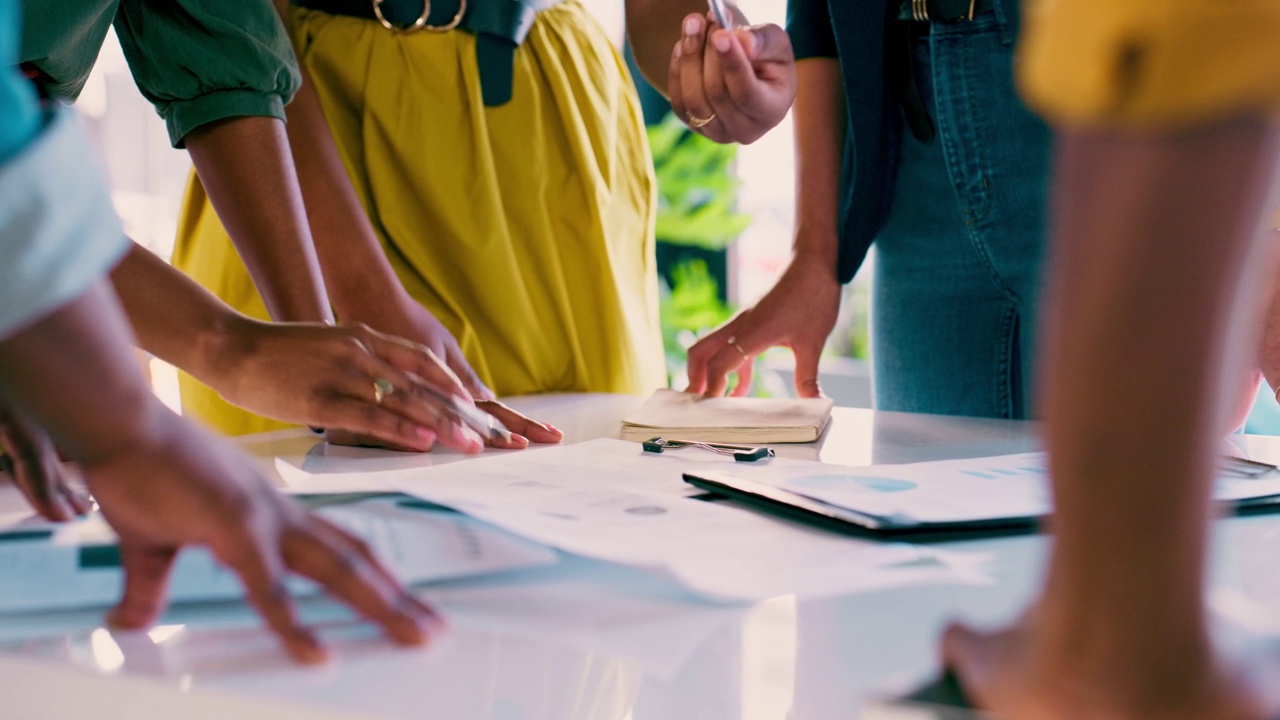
0, 496, 556, 614
277, 440, 991, 602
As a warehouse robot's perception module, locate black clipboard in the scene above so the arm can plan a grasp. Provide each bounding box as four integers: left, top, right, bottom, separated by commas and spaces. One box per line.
683, 468, 1280, 542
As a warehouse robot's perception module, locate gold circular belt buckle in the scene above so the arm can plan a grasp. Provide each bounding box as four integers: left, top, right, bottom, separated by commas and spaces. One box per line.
371, 0, 466, 33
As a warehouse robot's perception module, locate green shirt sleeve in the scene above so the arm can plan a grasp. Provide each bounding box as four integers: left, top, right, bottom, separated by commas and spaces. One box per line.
113, 0, 301, 147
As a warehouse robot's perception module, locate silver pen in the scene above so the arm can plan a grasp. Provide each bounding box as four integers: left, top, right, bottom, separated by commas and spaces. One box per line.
707, 0, 735, 29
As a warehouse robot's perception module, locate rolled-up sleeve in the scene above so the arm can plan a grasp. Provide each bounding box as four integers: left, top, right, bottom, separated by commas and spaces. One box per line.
0, 107, 128, 339
113, 0, 301, 147
788, 0, 838, 60
1019, 0, 1280, 128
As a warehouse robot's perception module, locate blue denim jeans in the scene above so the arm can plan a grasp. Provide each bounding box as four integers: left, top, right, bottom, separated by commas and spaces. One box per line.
871, 7, 1052, 419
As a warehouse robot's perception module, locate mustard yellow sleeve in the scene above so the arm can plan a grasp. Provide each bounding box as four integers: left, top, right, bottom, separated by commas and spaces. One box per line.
1018, 0, 1280, 129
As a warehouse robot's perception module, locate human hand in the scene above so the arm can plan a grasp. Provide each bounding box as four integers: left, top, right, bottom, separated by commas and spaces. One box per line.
325, 399, 565, 451
341, 299, 563, 447
84, 416, 442, 664
668, 12, 796, 145
205, 320, 486, 453
686, 253, 840, 397
941, 614, 1280, 719
364, 297, 497, 403
0, 401, 92, 522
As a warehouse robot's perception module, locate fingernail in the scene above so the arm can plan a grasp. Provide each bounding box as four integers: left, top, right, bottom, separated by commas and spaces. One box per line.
683, 15, 702, 35
712, 31, 731, 53
674, 41, 683, 59
452, 425, 484, 452
416, 427, 436, 443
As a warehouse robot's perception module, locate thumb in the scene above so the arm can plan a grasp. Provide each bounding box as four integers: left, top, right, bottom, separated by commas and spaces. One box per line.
792, 342, 825, 398
107, 544, 178, 630
737, 24, 792, 63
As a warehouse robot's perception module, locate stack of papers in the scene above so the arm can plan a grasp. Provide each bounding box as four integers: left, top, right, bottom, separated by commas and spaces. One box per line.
277, 440, 990, 602
0, 495, 556, 614
619, 389, 834, 443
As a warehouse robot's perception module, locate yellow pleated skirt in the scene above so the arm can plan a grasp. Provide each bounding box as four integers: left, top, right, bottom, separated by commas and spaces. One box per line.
173, 1, 665, 436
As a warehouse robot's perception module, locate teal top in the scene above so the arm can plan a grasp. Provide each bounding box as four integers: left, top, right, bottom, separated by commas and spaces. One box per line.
19, 0, 300, 147
0, 0, 129, 339
0, 0, 38, 162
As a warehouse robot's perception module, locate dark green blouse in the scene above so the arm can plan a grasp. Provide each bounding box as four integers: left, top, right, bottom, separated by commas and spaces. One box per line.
19, 0, 300, 147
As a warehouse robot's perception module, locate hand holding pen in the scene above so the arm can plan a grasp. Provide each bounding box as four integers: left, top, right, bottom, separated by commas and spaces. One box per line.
667, 1, 797, 145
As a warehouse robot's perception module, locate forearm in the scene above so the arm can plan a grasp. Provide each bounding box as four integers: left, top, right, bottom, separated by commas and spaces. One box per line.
110, 242, 248, 385
281, 62, 407, 320
269, 0, 410, 322
790, 59, 844, 267
627, 0, 744, 91
1038, 118, 1280, 672
0, 282, 168, 465
184, 116, 333, 324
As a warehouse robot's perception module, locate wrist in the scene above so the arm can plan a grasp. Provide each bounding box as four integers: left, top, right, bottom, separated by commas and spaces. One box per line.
785, 244, 840, 285
791, 227, 839, 269
189, 312, 259, 395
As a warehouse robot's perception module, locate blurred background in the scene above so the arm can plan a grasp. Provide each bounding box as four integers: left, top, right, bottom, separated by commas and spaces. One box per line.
75, 1, 1280, 431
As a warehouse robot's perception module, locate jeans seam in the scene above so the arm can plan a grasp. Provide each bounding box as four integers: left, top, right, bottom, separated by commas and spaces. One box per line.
995, 303, 1017, 418
936, 32, 1018, 307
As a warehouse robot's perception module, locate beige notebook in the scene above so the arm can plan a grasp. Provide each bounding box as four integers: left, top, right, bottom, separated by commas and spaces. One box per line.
620, 389, 834, 444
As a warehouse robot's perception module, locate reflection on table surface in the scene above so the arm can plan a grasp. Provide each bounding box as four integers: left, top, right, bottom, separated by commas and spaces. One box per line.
3, 393, 1280, 720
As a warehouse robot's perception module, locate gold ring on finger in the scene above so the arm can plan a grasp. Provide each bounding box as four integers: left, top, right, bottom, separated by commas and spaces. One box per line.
688, 112, 716, 129
373, 377, 396, 405
726, 335, 749, 359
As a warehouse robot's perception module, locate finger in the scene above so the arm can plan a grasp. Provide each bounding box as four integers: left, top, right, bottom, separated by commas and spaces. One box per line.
107, 544, 178, 630
686, 321, 739, 395
739, 23, 792, 64
702, 26, 734, 113
476, 401, 562, 444
792, 342, 826, 399
678, 14, 715, 128
356, 329, 472, 402
219, 535, 326, 664
730, 357, 755, 397
703, 345, 749, 397
668, 40, 689, 124
0, 424, 72, 522
711, 29, 761, 115
317, 393, 448, 453
283, 519, 440, 647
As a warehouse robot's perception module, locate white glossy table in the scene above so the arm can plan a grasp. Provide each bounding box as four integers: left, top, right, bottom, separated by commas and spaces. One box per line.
3, 393, 1279, 720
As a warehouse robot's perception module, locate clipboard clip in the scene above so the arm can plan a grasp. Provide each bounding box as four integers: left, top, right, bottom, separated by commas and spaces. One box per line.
642, 437, 775, 463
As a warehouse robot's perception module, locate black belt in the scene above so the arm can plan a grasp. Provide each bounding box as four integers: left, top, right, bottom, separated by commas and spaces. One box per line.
292, 0, 541, 106
887, 0, 997, 143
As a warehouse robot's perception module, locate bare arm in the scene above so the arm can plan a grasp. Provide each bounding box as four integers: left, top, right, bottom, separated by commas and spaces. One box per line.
109, 242, 487, 452
184, 116, 333, 324
685, 58, 844, 397
790, 58, 845, 265
945, 118, 1280, 717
